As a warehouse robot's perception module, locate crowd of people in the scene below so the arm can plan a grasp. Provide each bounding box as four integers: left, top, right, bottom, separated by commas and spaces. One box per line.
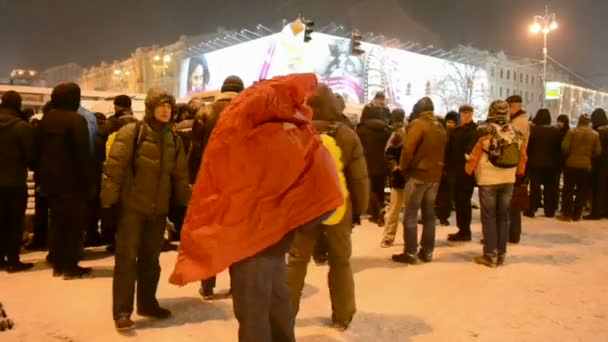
1, 73, 607, 341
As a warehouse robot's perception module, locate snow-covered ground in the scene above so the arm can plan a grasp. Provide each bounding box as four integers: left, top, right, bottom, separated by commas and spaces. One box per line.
1, 212, 608, 342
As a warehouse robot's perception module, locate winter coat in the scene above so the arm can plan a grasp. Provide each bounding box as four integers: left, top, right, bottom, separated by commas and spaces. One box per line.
104, 111, 137, 136
562, 126, 602, 171
0, 106, 34, 188
385, 125, 406, 189
78, 106, 99, 158
527, 111, 562, 169
175, 119, 193, 155
170, 74, 343, 285
445, 121, 478, 178
35, 108, 93, 197
100, 118, 191, 217
356, 118, 391, 178
510, 110, 530, 141
465, 123, 528, 186
314, 120, 369, 220
188, 92, 238, 184
400, 111, 448, 183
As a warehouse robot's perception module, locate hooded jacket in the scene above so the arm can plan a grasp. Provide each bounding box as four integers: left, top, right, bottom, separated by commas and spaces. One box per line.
528, 109, 562, 169
591, 109, 608, 158
400, 111, 448, 183
36, 83, 93, 196
356, 107, 392, 177
562, 124, 601, 171
170, 74, 343, 285
0, 106, 34, 188
100, 91, 190, 216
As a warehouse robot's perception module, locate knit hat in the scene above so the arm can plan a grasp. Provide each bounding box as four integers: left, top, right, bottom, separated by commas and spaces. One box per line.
506, 95, 523, 104
113, 95, 132, 109
445, 111, 459, 124
410, 97, 434, 120
144, 88, 176, 118
487, 100, 510, 121
578, 113, 591, 126
51, 83, 81, 111
1, 91, 22, 112
221, 75, 244, 93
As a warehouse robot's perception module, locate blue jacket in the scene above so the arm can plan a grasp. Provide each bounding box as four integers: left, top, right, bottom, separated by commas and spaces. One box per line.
78, 106, 99, 158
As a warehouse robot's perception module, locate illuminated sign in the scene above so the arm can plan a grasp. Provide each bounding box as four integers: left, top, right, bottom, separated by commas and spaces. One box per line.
546, 82, 561, 100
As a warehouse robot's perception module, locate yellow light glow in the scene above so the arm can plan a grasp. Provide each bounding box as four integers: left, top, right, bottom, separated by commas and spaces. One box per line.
549, 21, 558, 30
530, 22, 542, 34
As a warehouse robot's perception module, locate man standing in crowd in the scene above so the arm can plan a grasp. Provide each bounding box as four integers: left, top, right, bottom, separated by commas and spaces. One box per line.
435, 111, 459, 226
105, 95, 135, 135
0, 91, 35, 272
171, 74, 343, 342
36, 83, 94, 279
505, 95, 529, 244
188, 75, 245, 300
102, 88, 191, 330
287, 84, 369, 331
380, 108, 406, 248
585, 108, 608, 220
357, 100, 391, 226
525, 109, 562, 218
392, 97, 447, 265
466, 100, 527, 267
558, 114, 601, 222
446, 105, 478, 242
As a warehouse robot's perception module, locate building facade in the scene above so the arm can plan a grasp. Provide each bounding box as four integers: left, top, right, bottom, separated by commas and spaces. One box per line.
42, 63, 84, 87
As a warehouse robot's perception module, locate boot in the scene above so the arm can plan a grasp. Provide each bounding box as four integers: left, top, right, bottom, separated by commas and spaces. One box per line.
474, 255, 496, 268
391, 253, 418, 265
447, 232, 472, 242
6, 261, 34, 273
137, 306, 171, 319
63, 266, 93, 280
114, 315, 135, 331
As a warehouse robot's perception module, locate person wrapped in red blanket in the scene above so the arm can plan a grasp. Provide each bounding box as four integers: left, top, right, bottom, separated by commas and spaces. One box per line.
170, 73, 343, 342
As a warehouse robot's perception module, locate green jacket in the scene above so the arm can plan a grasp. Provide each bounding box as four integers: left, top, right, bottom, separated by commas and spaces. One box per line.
101, 120, 191, 216
562, 125, 602, 171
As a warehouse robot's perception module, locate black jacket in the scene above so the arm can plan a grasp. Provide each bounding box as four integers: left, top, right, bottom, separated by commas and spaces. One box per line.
528, 124, 562, 169
385, 125, 405, 189
176, 119, 194, 156
0, 106, 34, 188
357, 119, 392, 177
445, 121, 478, 177
35, 108, 93, 197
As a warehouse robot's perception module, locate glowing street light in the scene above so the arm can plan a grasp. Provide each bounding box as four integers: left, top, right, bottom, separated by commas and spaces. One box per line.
530, 4, 558, 107
153, 53, 172, 88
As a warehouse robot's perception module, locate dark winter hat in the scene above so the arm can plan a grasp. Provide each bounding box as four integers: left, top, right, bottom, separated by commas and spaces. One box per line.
410, 97, 434, 120
1, 91, 22, 112
144, 88, 176, 116
487, 100, 510, 121
221, 75, 244, 94
445, 111, 459, 124
591, 108, 608, 128
506, 95, 523, 104
578, 113, 591, 126
51, 83, 81, 111
390, 108, 406, 123
113, 95, 132, 109
533, 108, 552, 126
459, 104, 474, 113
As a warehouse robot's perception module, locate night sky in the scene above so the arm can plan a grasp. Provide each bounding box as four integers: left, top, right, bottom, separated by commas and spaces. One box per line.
1, 0, 606, 88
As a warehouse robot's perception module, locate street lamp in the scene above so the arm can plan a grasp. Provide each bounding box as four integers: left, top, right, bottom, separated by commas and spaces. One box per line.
530, 4, 558, 107
153, 54, 171, 89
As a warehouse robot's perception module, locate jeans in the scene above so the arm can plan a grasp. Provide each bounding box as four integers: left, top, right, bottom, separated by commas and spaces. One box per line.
0, 187, 28, 264
403, 178, 439, 255
113, 211, 166, 320
561, 167, 592, 219
529, 167, 559, 216
479, 184, 514, 258
382, 188, 405, 242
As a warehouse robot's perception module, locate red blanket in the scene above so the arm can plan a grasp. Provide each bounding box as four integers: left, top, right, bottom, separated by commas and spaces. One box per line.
170, 74, 343, 285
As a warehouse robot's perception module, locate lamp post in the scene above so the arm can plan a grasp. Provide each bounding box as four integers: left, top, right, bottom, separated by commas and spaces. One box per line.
530, 4, 558, 108
113, 69, 131, 92
153, 54, 172, 89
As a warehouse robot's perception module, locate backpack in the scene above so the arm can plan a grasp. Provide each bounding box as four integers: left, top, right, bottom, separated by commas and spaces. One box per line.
319, 122, 349, 226
484, 123, 522, 168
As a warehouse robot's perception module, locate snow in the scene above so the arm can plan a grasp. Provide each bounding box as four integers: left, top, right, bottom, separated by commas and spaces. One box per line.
1, 212, 608, 342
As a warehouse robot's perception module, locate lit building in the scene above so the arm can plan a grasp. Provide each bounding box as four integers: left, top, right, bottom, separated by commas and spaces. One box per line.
42, 63, 83, 87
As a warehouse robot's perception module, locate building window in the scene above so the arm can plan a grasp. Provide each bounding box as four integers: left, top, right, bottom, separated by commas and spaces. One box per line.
526, 74, 529, 84
520, 73, 523, 82
525, 91, 529, 102
531, 76, 535, 85
500, 69, 504, 79
506, 88, 510, 96
491, 85, 494, 96
500, 87, 503, 97
491, 67, 495, 77
507, 70, 510, 80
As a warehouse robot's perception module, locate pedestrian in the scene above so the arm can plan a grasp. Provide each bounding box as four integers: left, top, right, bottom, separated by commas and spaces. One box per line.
446, 105, 478, 242
525, 109, 562, 218
170, 74, 344, 342
187, 75, 245, 300
0, 91, 35, 272
584, 108, 608, 220
287, 84, 369, 331
466, 100, 527, 267
334, 94, 356, 130
505, 95, 529, 244
35, 83, 95, 279
392, 97, 448, 265
380, 108, 407, 248
558, 114, 602, 222
435, 111, 459, 226
357, 102, 391, 226
101, 88, 191, 330
554, 114, 571, 213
